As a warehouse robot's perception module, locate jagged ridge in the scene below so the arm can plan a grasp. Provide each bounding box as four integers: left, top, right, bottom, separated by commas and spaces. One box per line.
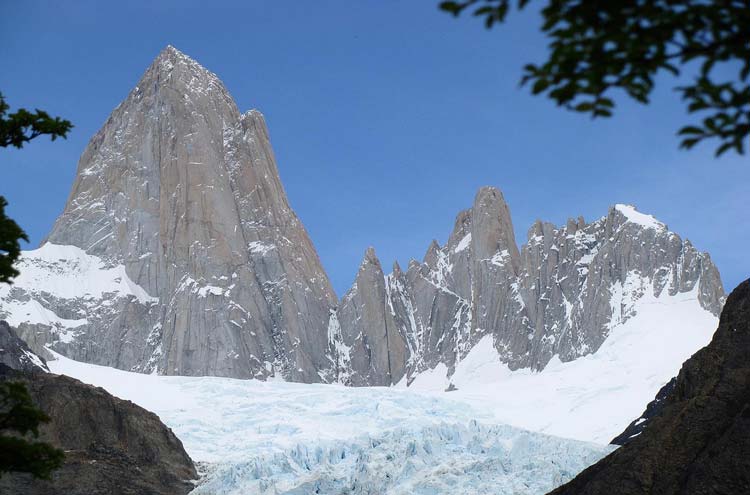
331, 188, 724, 385
0, 47, 725, 388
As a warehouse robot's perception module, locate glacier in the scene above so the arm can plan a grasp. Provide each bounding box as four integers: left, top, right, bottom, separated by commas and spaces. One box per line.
49, 353, 613, 495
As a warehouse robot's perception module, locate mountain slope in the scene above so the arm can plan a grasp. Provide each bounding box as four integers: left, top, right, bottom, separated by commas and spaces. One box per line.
549, 279, 750, 495
0, 365, 198, 495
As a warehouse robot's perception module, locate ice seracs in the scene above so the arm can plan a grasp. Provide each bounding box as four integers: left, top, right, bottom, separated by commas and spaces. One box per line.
48, 352, 614, 495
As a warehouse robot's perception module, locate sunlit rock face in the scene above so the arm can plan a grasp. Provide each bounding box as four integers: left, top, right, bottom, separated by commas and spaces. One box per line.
2, 46, 337, 381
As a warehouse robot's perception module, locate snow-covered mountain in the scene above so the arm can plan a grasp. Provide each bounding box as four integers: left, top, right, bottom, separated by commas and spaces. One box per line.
331, 188, 724, 386
0, 46, 724, 398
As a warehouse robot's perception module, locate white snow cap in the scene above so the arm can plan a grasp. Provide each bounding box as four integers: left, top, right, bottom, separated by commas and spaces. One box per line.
614, 204, 666, 230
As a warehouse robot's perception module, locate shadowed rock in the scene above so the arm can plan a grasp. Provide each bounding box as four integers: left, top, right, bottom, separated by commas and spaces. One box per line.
0, 361, 198, 494
0, 320, 48, 372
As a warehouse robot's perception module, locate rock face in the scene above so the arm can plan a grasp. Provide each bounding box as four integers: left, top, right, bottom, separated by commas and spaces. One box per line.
1, 46, 337, 381
333, 189, 724, 385
329, 248, 408, 386
0, 329, 197, 494
0, 320, 49, 372
0, 46, 725, 386
548, 279, 750, 495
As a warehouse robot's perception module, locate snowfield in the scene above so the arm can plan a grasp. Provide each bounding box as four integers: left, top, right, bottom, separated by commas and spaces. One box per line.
46, 281, 716, 494
404, 284, 718, 442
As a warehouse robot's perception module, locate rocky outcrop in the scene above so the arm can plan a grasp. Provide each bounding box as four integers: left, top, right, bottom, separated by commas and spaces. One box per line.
0, 363, 198, 494
0, 320, 48, 372
333, 189, 725, 385
0, 46, 337, 381
331, 248, 407, 386
548, 279, 750, 495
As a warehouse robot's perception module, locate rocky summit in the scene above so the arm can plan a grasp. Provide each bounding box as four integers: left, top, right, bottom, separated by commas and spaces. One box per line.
2, 46, 337, 381
0, 47, 725, 385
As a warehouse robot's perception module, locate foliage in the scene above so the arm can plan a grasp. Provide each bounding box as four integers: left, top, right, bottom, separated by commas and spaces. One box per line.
439, 0, 750, 156
0, 381, 64, 479
0, 93, 72, 148
0, 91, 69, 478
0, 197, 27, 284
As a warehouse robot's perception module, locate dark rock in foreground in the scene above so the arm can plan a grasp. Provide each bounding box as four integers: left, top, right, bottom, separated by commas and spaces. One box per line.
0, 360, 198, 494
549, 279, 750, 495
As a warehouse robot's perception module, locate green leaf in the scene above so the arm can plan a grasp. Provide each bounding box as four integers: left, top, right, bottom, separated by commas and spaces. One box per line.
531, 78, 550, 94
573, 102, 595, 112
677, 126, 705, 136
714, 141, 734, 157
439, 1, 463, 15
679, 137, 701, 150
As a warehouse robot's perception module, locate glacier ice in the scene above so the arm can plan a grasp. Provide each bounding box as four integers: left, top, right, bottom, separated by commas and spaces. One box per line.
192, 422, 612, 495
49, 354, 613, 495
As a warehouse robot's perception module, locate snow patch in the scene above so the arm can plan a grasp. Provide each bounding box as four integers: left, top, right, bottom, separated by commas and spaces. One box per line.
614, 204, 665, 231
0, 243, 157, 333
489, 249, 510, 267
248, 241, 275, 256
454, 233, 472, 253
0, 243, 157, 304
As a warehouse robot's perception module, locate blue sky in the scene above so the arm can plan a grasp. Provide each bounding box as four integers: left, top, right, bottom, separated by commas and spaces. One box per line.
1, 0, 748, 295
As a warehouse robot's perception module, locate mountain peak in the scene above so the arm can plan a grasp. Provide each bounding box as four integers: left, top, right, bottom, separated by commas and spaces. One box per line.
137, 45, 227, 103
392, 260, 402, 275
154, 44, 196, 67
31, 47, 337, 381
362, 246, 381, 266
470, 186, 519, 265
